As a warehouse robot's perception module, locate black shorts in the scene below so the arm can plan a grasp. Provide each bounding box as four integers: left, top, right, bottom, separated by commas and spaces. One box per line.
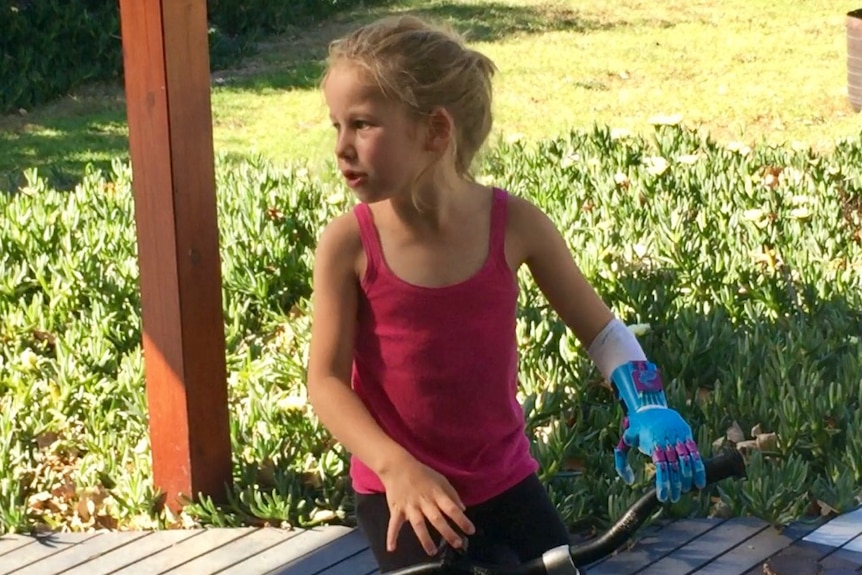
354, 473, 570, 573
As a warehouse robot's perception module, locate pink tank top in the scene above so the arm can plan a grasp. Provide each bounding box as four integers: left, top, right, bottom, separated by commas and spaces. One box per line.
350, 188, 538, 506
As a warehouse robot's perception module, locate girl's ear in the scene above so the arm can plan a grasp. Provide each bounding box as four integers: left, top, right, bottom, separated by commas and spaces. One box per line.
424, 107, 454, 153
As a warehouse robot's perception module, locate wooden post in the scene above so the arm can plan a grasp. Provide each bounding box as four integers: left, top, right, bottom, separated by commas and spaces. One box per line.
118, 0, 232, 511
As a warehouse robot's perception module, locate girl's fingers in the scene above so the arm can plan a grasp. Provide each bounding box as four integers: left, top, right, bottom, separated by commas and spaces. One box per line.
424, 511, 463, 550
439, 484, 474, 533
386, 511, 404, 553
407, 512, 438, 555
388, 509, 437, 555
438, 498, 475, 537
386, 473, 473, 556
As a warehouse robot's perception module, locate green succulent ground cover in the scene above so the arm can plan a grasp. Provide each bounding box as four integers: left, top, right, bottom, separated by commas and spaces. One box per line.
1, 0, 862, 537
1, 122, 861, 534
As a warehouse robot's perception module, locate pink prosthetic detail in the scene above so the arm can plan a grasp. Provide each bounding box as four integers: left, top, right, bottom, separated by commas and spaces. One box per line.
652, 446, 668, 464
685, 439, 701, 459
632, 362, 664, 393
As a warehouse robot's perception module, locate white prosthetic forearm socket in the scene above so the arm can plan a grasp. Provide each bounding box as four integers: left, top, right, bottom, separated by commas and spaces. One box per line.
586, 318, 667, 414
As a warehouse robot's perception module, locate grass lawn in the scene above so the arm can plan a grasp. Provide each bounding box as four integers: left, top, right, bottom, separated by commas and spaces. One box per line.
1, 0, 861, 190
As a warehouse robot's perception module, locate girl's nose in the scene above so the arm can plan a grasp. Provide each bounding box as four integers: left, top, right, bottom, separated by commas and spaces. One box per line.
335, 132, 355, 160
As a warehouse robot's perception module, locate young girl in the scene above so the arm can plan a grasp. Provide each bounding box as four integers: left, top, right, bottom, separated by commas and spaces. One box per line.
306, 15, 706, 573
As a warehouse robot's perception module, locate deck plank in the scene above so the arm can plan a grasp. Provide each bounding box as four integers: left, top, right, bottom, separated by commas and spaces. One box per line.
160, 527, 295, 575
586, 518, 726, 575
10, 531, 149, 575
0, 533, 96, 575
821, 550, 862, 571
267, 527, 369, 575
691, 521, 815, 575
637, 517, 769, 575
803, 507, 862, 548
217, 526, 350, 575
109, 528, 252, 575
58, 530, 201, 575
843, 532, 862, 554
5, 504, 859, 575
0, 535, 37, 559
740, 538, 836, 575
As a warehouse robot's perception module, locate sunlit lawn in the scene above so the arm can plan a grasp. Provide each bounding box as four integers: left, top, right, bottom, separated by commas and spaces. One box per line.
1, 0, 860, 189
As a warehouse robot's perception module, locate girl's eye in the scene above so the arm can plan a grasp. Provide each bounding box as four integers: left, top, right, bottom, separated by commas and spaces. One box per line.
352, 120, 370, 130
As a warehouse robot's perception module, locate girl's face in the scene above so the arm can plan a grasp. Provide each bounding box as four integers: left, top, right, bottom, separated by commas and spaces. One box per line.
323, 63, 431, 204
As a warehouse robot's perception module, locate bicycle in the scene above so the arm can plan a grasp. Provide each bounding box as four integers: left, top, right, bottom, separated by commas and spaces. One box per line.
386, 447, 747, 575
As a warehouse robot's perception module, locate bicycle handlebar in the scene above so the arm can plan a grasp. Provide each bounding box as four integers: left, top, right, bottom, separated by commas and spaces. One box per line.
385, 448, 747, 575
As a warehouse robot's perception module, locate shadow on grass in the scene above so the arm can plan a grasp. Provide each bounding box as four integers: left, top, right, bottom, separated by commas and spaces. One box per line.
216, 0, 628, 93
414, 2, 622, 41
0, 90, 129, 193
0, 1, 639, 191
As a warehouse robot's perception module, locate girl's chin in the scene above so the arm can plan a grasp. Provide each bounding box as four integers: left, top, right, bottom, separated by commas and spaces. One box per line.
351, 184, 394, 203
352, 188, 385, 204
350, 182, 413, 205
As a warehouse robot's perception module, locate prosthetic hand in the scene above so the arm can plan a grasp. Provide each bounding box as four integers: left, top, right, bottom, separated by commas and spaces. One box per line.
588, 319, 706, 503
610, 361, 706, 502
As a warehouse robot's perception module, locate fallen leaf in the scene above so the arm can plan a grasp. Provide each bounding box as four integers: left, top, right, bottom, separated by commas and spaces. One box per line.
77, 497, 95, 523
95, 514, 119, 530
736, 439, 758, 454
817, 500, 838, 517
755, 432, 778, 451
726, 421, 746, 443
35, 432, 59, 450
309, 509, 337, 524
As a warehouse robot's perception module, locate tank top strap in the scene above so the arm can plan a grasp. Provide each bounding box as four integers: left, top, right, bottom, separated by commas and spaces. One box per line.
353, 203, 382, 285
488, 187, 510, 269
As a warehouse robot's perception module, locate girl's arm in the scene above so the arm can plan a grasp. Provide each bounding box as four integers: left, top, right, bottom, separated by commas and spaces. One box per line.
306, 213, 474, 554
306, 214, 408, 477
507, 196, 705, 501
506, 195, 614, 348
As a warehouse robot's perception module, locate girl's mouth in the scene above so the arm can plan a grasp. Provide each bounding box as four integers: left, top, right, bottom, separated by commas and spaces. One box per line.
342, 171, 367, 188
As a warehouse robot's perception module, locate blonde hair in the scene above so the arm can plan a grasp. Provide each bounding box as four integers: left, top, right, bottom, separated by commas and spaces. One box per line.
325, 15, 497, 179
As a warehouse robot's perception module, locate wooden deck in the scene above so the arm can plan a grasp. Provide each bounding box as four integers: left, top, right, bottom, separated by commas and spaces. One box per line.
1, 507, 860, 575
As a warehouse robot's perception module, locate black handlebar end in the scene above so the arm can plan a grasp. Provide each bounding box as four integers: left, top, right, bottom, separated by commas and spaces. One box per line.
703, 447, 747, 486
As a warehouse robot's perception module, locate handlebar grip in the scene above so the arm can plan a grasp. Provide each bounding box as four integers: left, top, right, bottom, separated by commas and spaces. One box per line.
567, 448, 747, 567
703, 447, 747, 485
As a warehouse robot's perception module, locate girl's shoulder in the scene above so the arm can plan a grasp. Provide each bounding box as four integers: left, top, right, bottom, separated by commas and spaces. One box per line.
322, 208, 361, 234
503, 193, 551, 238
500, 192, 562, 265
314, 209, 365, 279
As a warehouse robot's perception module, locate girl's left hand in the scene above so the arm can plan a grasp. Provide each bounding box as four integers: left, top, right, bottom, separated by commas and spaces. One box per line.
380, 456, 476, 555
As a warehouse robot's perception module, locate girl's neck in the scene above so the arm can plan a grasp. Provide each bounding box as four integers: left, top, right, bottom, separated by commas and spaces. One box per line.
390, 176, 481, 230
